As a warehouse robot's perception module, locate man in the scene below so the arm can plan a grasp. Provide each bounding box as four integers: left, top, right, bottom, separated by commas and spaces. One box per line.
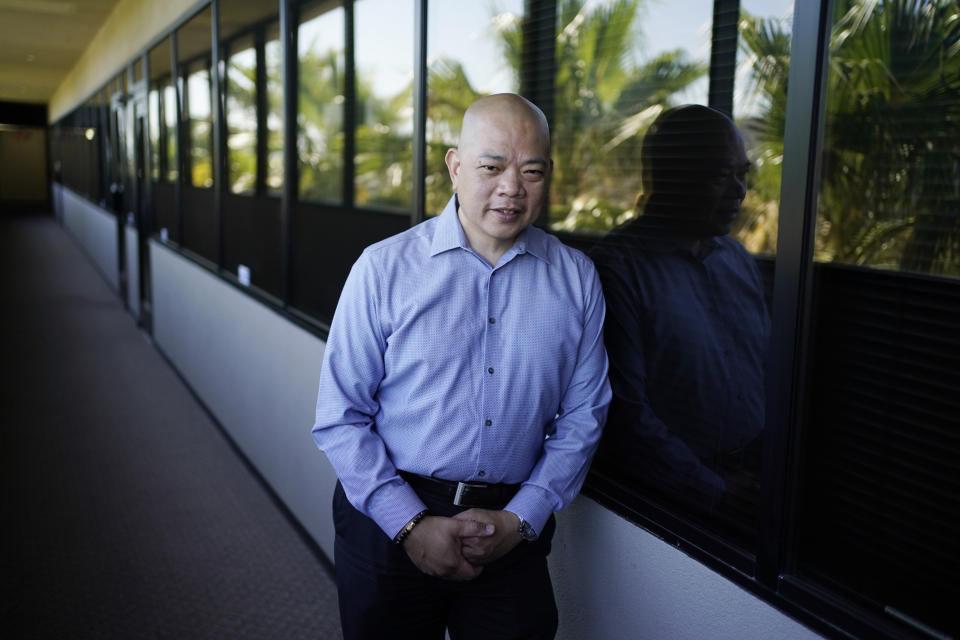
312, 93, 611, 639
591, 105, 769, 534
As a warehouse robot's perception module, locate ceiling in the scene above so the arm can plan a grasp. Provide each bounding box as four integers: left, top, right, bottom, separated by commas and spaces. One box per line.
0, 0, 122, 104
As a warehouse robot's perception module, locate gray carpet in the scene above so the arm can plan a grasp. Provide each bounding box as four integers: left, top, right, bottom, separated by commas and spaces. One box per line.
0, 215, 342, 639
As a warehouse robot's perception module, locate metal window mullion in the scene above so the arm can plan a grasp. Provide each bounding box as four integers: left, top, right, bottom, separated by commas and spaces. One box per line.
255, 26, 268, 197
280, 0, 298, 306
172, 30, 184, 244
708, 0, 740, 117
757, 0, 833, 590
521, 0, 557, 126
411, 0, 427, 225
142, 52, 153, 231
212, 0, 225, 270
343, 0, 356, 209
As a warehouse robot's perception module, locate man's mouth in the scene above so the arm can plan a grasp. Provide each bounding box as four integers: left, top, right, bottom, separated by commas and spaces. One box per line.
491, 207, 522, 221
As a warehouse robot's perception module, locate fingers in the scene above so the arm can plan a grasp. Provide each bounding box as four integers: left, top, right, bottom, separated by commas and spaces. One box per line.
454, 517, 495, 538
401, 516, 487, 581
460, 539, 491, 564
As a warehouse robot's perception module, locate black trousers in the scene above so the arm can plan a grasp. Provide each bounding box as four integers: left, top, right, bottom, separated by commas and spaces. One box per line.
332, 481, 558, 640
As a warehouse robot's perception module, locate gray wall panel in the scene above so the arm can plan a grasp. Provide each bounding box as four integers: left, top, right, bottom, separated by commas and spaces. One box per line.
150, 239, 337, 558
550, 498, 822, 640
61, 186, 118, 291
125, 224, 139, 320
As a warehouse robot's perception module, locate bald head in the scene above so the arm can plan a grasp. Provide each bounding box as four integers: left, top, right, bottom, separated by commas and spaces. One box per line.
444, 93, 553, 265
459, 93, 551, 155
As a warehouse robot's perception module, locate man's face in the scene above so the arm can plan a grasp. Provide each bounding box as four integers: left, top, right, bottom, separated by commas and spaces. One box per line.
445, 109, 552, 254
647, 113, 750, 238
693, 127, 750, 237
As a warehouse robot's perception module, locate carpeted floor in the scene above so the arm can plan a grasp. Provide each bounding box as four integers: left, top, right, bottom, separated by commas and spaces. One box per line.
0, 215, 342, 639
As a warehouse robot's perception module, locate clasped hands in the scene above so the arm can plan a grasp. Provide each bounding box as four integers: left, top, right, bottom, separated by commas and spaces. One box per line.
401, 508, 522, 581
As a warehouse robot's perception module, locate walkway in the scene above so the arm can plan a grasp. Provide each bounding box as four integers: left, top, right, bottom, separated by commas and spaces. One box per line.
0, 215, 342, 639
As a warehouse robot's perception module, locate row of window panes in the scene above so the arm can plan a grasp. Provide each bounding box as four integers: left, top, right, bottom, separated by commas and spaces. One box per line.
144, 0, 415, 205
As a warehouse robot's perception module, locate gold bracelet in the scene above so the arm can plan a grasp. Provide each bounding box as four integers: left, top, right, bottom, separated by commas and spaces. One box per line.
394, 509, 429, 545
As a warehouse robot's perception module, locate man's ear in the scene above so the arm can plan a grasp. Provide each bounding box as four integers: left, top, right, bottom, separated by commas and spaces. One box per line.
444, 148, 460, 190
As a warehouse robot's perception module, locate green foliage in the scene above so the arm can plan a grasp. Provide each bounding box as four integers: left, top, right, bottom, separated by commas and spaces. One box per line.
298, 46, 345, 202
227, 54, 257, 194
547, 0, 708, 233
821, 0, 960, 275
741, 0, 960, 274
424, 58, 484, 215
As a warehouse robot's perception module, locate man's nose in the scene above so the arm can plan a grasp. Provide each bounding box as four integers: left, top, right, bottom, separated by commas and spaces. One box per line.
730, 175, 747, 200
498, 168, 525, 197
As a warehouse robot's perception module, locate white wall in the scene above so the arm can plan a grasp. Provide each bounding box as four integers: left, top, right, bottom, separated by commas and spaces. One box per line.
144, 232, 822, 639
125, 224, 139, 320
150, 238, 338, 557
550, 498, 822, 640
60, 186, 118, 291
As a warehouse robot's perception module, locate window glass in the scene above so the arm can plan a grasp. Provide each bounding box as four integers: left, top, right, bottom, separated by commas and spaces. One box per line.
588, 0, 792, 554
298, 1, 345, 203
549, 0, 711, 233
164, 83, 178, 182
187, 62, 214, 188
735, 0, 794, 258
226, 36, 258, 194
148, 87, 161, 181
425, 0, 522, 216
177, 6, 213, 189
265, 23, 283, 194
149, 38, 173, 183
353, 0, 414, 209
797, 1, 960, 636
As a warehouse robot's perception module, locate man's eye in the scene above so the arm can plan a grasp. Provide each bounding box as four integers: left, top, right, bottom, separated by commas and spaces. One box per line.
481, 165, 499, 172
524, 169, 544, 177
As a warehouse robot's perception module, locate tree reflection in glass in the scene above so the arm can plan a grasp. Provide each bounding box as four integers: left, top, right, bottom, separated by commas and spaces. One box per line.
298, 3, 345, 203
226, 40, 257, 195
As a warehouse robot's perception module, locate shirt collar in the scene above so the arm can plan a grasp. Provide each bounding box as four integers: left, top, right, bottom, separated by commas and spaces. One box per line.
429, 194, 551, 264
429, 195, 467, 257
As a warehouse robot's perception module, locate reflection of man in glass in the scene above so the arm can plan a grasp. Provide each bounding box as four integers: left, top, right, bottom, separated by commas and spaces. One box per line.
591, 105, 769, 530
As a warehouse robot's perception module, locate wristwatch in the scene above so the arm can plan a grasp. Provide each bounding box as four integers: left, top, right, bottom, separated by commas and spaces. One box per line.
517, 515, 538, 542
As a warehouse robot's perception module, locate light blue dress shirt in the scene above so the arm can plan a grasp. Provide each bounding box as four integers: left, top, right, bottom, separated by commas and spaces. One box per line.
312, 195, 611, 539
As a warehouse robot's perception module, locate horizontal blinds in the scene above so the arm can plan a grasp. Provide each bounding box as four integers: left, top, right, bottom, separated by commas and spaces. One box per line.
799, 263, 960, 636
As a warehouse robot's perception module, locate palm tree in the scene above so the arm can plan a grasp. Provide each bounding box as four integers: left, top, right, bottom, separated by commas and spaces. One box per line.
298, 48, 346, 202
493, 0, 708, 232
424, 58, 483, 215
740, 0, 960, 274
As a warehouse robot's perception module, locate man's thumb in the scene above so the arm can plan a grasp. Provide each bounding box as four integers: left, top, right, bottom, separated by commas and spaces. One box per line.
458, 519, 495, 537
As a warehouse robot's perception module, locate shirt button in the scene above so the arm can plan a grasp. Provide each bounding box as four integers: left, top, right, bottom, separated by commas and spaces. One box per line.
478, 470, 485, 477
488, 317, 495, 324
485, 419, 492, 426
488, 367, 494, 374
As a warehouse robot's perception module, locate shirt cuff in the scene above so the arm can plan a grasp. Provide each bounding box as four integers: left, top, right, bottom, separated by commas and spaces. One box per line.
368, 480, 429, 539
504, 484, 555, 537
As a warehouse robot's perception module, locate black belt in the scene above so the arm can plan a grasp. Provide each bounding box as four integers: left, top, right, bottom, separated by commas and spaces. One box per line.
400, 471, 521, 509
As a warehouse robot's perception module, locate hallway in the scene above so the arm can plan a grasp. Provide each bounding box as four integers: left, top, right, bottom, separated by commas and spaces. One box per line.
0, 215, 342, 639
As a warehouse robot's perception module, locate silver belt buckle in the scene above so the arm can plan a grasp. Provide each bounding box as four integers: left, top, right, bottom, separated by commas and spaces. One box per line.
453, 481, 487, 507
